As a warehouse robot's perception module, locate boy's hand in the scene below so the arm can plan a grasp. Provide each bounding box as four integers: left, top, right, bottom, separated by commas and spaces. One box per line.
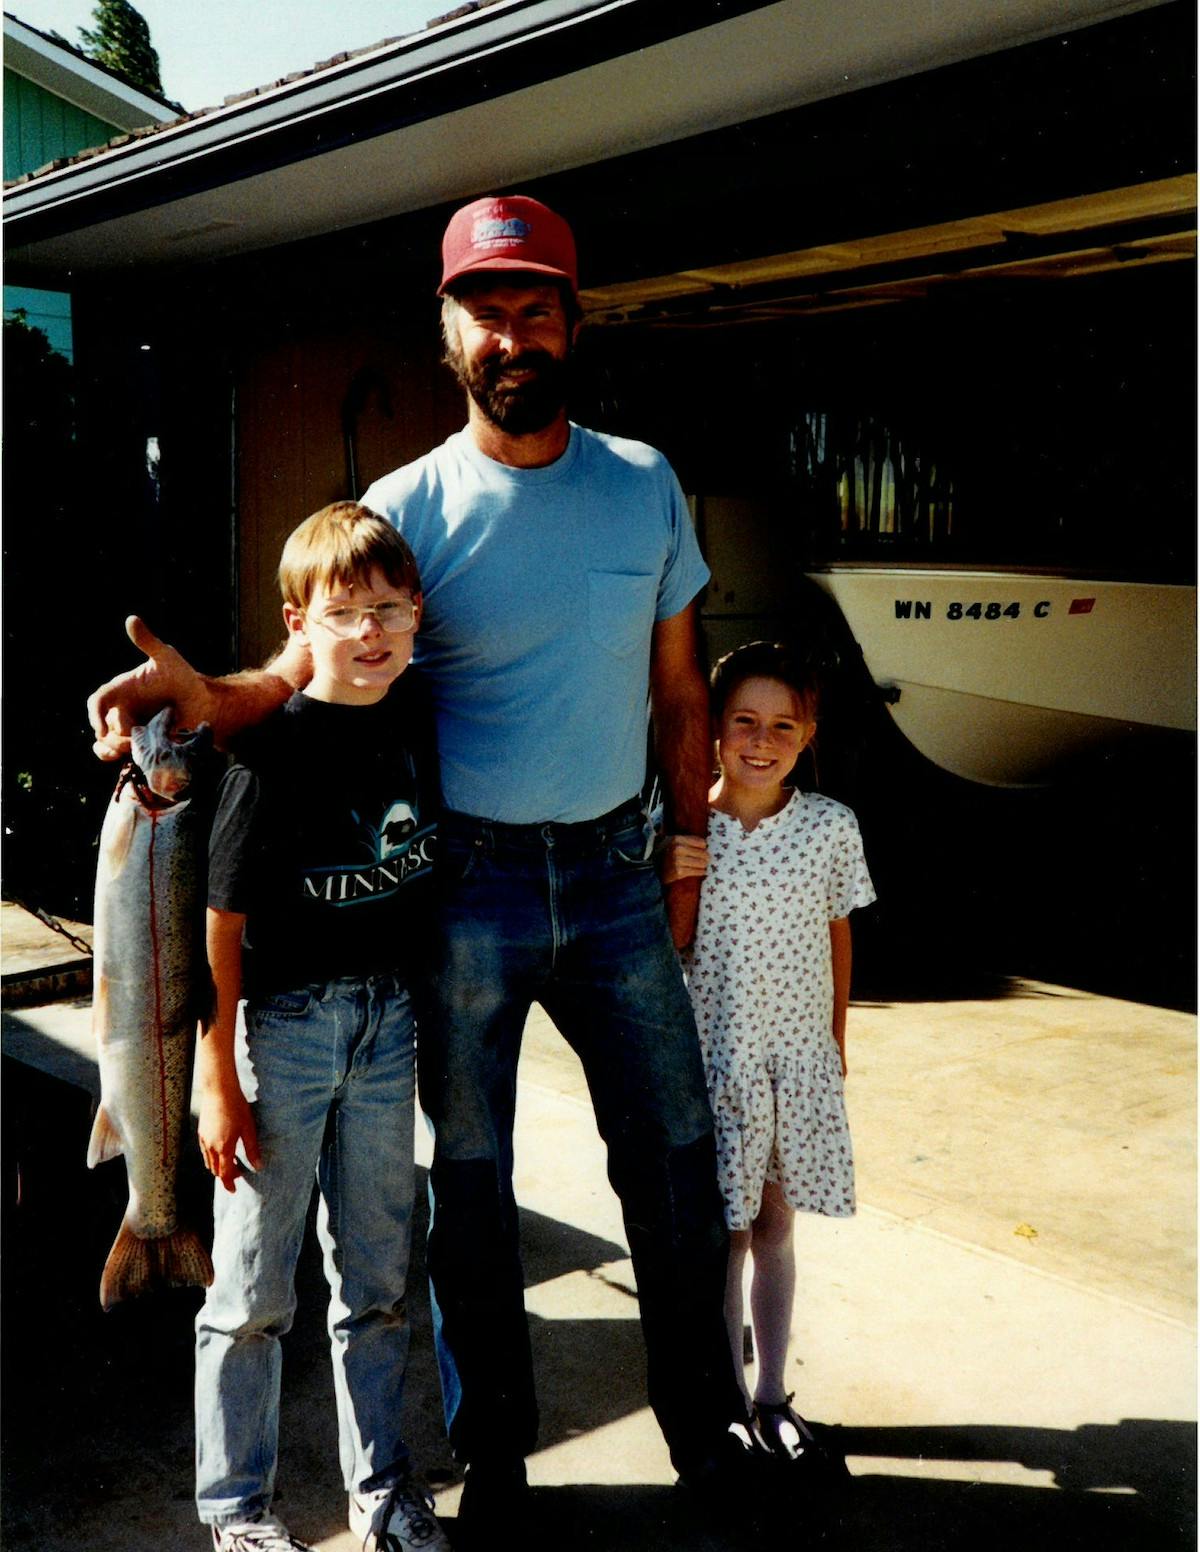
198, 1084, 262, 1193
87, 616, 212, 761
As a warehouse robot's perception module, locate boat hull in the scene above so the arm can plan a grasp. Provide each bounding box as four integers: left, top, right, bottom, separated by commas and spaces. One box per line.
807, 568, 1196, 785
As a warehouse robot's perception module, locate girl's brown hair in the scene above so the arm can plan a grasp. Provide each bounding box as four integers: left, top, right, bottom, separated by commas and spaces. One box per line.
709, 640, 821, 722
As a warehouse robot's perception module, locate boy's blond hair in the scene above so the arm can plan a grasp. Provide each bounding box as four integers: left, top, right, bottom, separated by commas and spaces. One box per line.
278, 502, 421, 609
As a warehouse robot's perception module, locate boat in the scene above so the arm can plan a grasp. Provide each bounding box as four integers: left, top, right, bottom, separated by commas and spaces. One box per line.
581, 187, 1196, 786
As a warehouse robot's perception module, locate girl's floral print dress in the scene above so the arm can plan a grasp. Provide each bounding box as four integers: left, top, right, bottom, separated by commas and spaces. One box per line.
684, 790, 875, 1230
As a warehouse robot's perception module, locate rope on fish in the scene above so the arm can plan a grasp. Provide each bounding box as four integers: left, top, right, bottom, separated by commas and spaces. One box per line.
11, 763, 175, 965
12, 898, 93, 958
114, 759, 175, 812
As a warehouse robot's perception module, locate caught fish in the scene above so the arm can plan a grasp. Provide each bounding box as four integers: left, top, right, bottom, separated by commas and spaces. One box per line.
88, 705, 215, 1309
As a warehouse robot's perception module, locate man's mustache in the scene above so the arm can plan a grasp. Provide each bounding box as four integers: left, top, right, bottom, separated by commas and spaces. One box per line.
481, 350, 560, 388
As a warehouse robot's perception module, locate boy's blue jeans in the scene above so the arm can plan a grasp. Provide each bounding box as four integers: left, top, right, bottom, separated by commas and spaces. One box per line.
195, 973, 416, 1528
419, 801, 743, 1476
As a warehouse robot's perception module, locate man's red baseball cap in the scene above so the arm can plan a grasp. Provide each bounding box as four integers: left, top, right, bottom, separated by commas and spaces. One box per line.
439, 195, 578, 295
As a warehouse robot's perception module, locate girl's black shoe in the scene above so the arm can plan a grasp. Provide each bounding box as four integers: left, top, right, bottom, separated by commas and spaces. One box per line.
753, 1396, 850, 1481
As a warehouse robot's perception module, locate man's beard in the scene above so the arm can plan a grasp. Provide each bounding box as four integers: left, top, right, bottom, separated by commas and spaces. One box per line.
449, 343, 570, 435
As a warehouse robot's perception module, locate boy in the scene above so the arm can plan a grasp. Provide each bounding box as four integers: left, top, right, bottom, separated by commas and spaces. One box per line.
194, 502, 448, 1552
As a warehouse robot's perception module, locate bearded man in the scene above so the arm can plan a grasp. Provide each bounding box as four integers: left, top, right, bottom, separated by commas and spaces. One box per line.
88, 196, 765, 1540
359, 195, 760, 1529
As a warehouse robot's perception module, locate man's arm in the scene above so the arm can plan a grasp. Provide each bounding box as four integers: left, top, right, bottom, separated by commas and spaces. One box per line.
649, 599, 711, 949
88, 616, 311, 760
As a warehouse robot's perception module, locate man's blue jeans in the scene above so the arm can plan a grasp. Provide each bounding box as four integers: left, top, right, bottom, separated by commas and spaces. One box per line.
418, 801, 743, 1475
195, 974, 416, 1527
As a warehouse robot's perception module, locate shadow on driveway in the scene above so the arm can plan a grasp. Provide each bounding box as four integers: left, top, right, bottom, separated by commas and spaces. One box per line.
2, 1057, 1194, 1552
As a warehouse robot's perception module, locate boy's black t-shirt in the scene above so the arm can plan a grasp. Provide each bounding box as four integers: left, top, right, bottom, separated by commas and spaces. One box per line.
207, 674, 440, 998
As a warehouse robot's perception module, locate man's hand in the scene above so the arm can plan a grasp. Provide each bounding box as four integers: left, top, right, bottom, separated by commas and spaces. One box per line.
87, 616, 211, 761
88, 616, 311, 761
648, 603, 711, 952
664, 875, 701, 949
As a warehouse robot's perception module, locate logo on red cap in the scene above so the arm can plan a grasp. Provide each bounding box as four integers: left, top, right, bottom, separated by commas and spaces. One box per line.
473, 216, 532, 247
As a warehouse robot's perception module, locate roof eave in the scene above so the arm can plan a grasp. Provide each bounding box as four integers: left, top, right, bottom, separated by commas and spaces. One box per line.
4, 0, 1182, 283
3, 0, 761, 237
3, 13, 180, 128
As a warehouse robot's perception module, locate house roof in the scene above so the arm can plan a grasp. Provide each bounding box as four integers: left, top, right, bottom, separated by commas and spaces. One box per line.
2, 0, 1186, 286
3, 11, 182, 130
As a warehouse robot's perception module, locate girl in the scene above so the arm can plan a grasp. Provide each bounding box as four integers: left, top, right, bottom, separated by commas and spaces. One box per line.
665, 640, 875, 1470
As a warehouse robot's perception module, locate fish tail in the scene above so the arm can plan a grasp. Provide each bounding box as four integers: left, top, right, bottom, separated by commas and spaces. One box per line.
98, 1220, 151, 1309
153, 1226, 215, 1295
86, 1105, 124, 1167
99, 1220, 214, 1311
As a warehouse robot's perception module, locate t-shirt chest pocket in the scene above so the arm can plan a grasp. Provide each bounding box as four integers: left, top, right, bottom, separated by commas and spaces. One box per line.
587, 570, 658, 657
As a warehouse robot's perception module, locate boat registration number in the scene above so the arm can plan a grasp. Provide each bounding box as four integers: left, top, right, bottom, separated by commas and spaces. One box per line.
894, 600, 1053, 620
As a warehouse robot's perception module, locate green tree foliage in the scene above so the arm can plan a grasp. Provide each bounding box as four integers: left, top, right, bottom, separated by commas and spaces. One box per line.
2, 313, 107, 920
3, 310, 74, 447
78, 0, 164, 98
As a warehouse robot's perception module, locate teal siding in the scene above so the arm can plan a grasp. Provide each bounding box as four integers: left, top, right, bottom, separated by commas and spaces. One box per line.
3, 68, 118, 180
4, 285, 74, 360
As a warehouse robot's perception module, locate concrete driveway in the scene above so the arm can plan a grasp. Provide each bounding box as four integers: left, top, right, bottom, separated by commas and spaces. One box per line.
2, 950, 1193, 1551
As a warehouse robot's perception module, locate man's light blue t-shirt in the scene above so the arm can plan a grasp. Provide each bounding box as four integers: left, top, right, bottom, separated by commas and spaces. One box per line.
361, 424, 710, 823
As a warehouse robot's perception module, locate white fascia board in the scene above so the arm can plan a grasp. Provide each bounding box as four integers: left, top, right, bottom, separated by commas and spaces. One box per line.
3, 15, 177, 128
3, 0, 1173, 271
2, 0, 624, 212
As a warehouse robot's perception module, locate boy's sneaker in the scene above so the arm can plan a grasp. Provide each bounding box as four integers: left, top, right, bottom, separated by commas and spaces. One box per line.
350, 1475, 451, 1552
211, 1514, 315, 1552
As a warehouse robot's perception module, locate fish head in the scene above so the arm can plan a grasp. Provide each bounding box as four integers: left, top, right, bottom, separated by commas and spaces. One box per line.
130, 706, 213, 801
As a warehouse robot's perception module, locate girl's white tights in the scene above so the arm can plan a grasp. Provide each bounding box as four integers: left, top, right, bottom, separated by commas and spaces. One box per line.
724, 1180, 797, 1409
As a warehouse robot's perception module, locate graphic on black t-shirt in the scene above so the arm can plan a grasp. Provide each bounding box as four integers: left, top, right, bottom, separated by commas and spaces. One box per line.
301, 796, 436, 906
208, 681, 441, 991
382, 803, 417, 851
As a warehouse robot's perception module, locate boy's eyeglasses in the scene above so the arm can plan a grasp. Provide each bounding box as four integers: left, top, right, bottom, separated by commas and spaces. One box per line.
309, 600, 417, 637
